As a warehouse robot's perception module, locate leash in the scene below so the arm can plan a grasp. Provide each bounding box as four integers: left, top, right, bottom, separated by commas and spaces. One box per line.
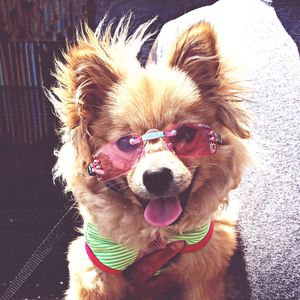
0, 203, 77, 300
0, 181, 120, 300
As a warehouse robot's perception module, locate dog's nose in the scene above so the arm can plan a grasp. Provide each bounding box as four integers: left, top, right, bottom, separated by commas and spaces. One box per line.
143, 168, 173, 194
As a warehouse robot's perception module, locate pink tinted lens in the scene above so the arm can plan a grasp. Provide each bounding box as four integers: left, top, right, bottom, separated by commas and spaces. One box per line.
92, 135, 143, 181
167, 123, 214, 158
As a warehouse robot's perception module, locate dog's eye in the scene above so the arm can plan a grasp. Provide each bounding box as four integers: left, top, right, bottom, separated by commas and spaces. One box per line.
174, 126, 197, 144
116, 135, 139, 152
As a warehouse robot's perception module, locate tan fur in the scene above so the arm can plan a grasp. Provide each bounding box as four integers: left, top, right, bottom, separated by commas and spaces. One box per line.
49, 15, 250, 300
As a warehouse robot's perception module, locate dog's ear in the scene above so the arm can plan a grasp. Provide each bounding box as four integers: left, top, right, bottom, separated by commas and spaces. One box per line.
47, 24, 126, 168
50, 27, 120, 130
50, 16, 154, 131
166, 22, 250, 139
168, 22, 219, 95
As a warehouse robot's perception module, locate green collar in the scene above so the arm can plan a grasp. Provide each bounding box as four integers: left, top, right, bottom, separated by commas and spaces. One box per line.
85, 221, 214, 275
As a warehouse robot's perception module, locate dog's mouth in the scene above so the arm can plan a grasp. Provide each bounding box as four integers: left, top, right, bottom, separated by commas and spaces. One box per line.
108, 169, 198, 227
140, 170, 197, 228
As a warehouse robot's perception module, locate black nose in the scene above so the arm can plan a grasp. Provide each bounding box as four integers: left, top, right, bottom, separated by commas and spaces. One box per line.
143, 168, 173, 194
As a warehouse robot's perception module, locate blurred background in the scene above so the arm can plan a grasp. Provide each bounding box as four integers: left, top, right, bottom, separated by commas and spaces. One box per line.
0, 0, 299, 299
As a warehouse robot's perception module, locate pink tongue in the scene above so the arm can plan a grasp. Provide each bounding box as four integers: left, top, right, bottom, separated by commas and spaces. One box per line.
144, 196, 183, 227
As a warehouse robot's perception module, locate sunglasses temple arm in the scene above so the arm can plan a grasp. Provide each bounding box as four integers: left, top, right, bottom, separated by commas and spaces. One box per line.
87, 163, 96, 176
210, 130, 222, 145
216, 133, 222, 145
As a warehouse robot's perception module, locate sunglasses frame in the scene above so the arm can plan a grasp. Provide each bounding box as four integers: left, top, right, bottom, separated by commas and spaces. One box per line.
87, 122, 222, 181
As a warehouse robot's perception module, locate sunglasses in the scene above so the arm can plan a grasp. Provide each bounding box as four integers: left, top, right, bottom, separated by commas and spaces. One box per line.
87, 122, 222, 182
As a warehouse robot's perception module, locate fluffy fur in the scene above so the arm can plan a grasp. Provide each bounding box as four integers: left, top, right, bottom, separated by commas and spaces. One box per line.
49, 15, 250, 300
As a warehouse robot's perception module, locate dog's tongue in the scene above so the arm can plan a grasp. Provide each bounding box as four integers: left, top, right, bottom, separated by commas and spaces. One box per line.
144, 196, 182, 227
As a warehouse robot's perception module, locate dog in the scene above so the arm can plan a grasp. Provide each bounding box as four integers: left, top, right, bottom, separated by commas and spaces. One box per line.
49, 15, 250, 300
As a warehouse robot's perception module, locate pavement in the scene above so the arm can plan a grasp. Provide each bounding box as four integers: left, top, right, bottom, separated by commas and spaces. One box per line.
155, 0, 300, 299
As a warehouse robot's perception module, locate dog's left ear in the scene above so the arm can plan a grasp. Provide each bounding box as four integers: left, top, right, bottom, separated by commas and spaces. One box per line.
166, 22, 250, 139
168, 22, 219, 95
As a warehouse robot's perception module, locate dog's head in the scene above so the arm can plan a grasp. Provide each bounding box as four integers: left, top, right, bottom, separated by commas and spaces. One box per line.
50, 17, 250, 236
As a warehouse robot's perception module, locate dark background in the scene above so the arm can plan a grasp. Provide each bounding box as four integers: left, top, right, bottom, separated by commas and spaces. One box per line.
0, 1, 299, 299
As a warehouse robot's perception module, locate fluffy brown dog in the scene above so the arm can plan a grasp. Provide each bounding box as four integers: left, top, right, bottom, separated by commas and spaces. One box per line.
49, 15, 250, 300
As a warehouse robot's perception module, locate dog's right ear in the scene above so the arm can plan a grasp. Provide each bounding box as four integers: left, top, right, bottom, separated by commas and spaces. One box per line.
50, 16, 155, 131
50, 26, 121, 130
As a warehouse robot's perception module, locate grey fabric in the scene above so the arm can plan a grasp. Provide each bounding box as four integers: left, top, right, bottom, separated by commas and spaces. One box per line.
154, 0, 300, 299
